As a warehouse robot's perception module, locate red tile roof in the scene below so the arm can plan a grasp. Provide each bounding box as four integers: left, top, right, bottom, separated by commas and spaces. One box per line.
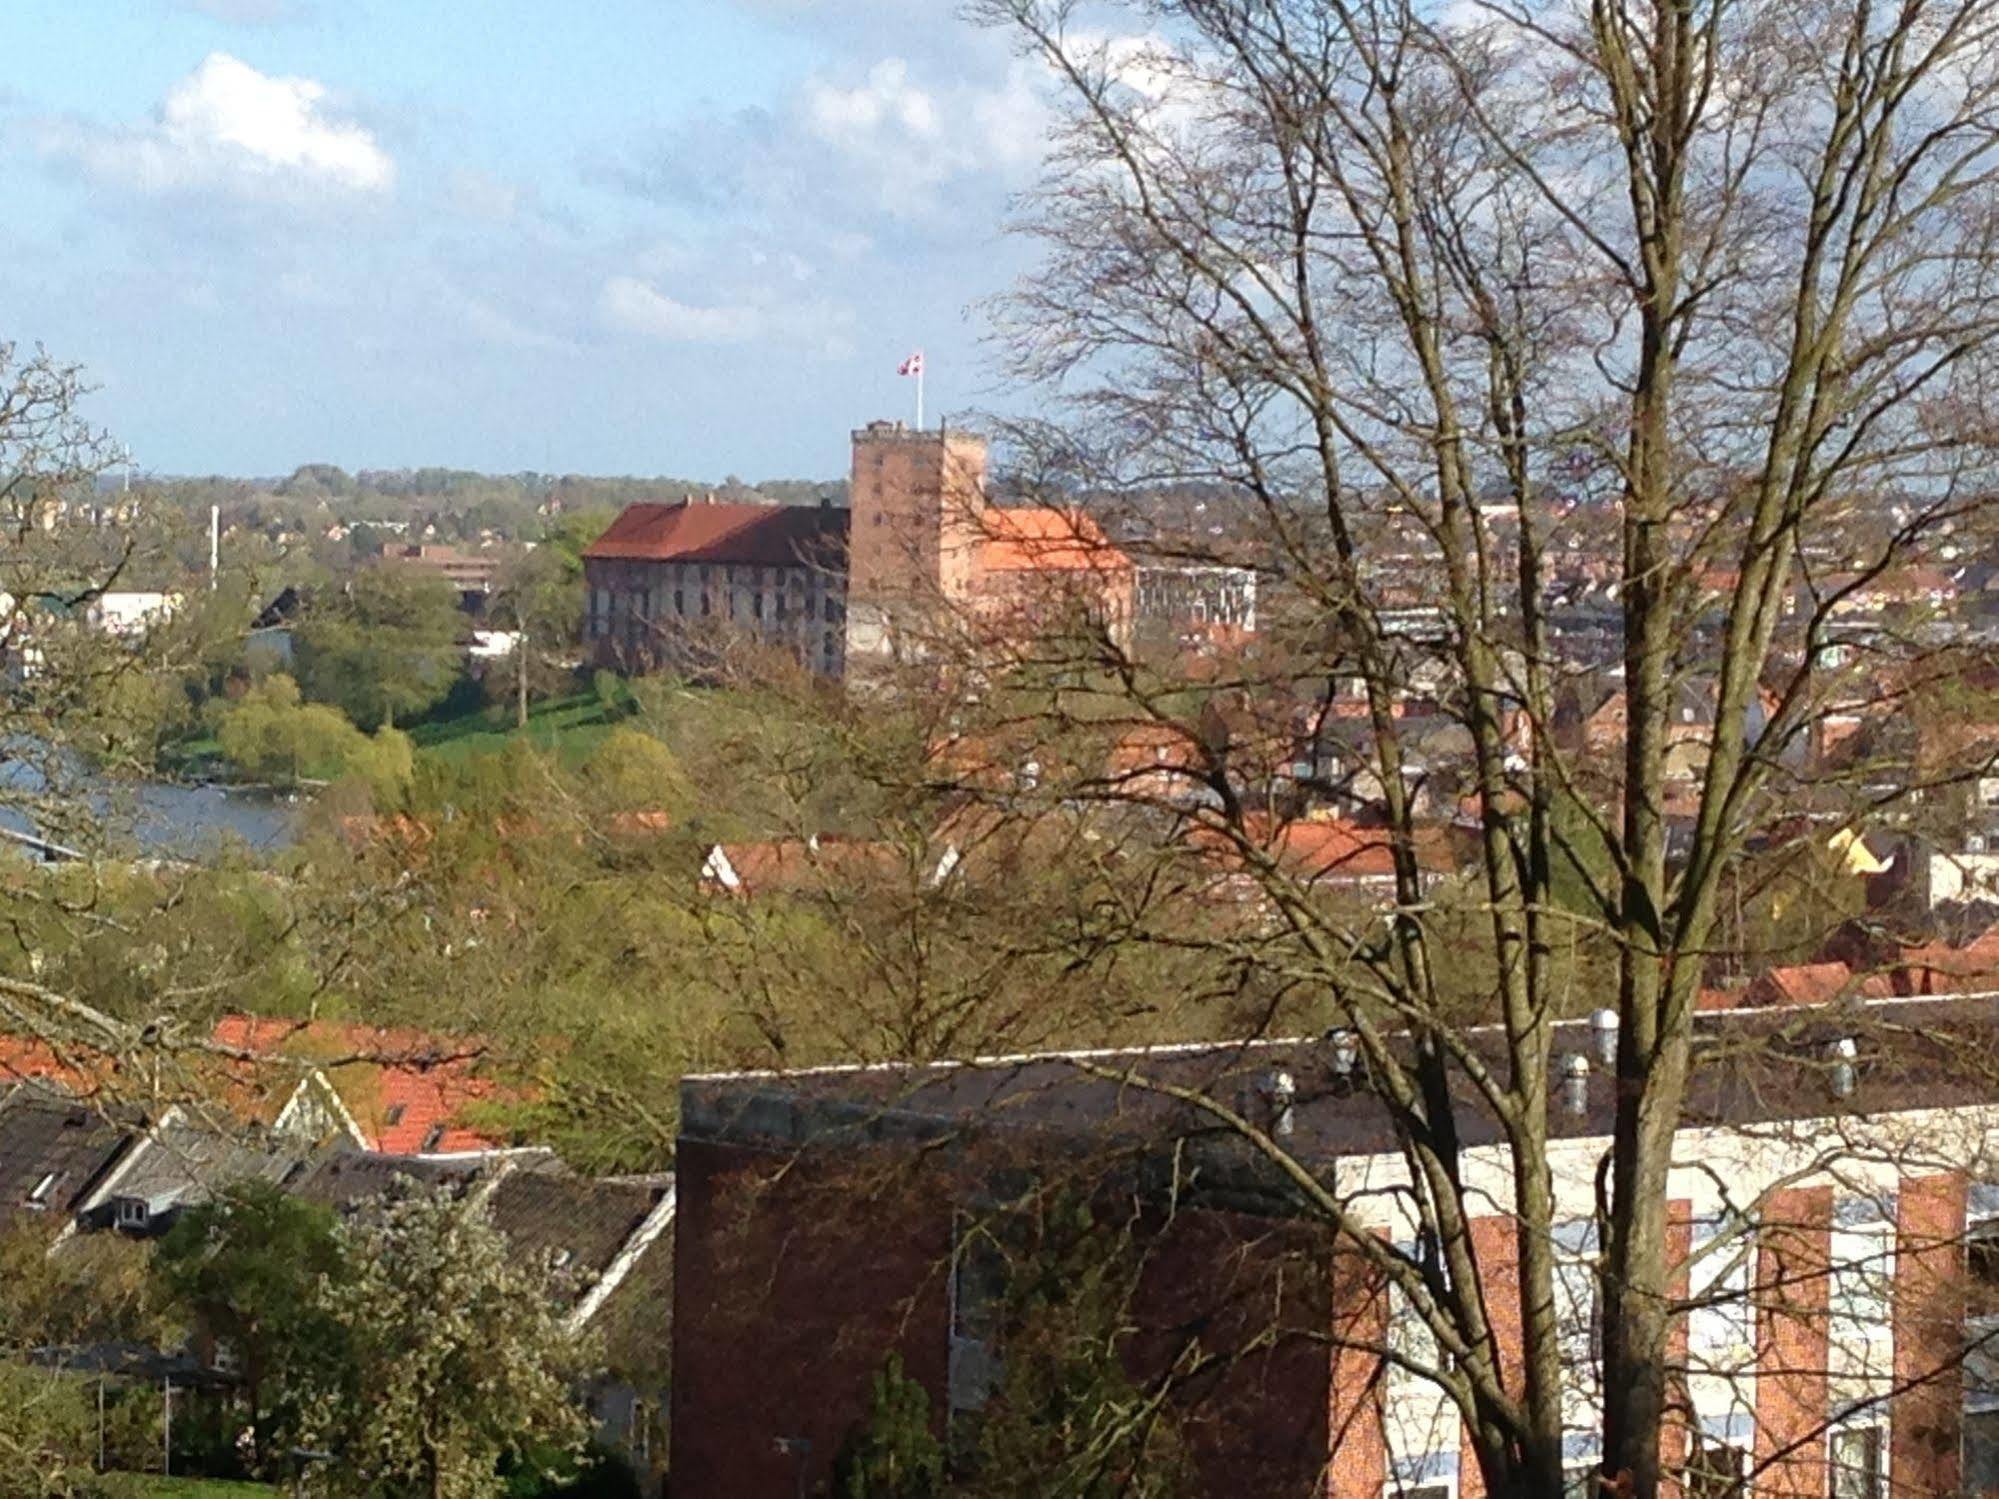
978, 507, 1131, 574
1889, 934, 1999, 996
583, 500, 847, 568
701, 838, 904, 897
1195, 815, 1459, 885
1743, 961, 1892, 1008
0, 1035, 96, 1092
211, 1016, 511, 1155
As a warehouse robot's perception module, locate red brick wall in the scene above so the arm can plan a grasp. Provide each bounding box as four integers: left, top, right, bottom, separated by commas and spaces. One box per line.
1893, 1171, 1968, 1496
1327, 1244, 1389, 1499
1663, 1197, 1694, 1495
1753, 1187, 1832, 1497
1459, 1214, 1523, 1499
670, 1137, 952, 1498
1130, 1208, 1334, 1497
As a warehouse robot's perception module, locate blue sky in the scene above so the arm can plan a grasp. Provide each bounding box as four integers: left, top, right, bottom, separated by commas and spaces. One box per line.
0, 1, 1056, 478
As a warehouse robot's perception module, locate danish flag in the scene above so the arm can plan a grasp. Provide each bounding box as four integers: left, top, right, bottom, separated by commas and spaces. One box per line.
898, 351, 924, 376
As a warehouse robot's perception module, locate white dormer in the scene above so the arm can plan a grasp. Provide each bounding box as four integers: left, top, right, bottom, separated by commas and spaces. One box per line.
699, 845, 742, 893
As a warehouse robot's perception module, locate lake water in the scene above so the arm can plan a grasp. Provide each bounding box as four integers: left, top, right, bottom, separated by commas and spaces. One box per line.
0, 752, 297, 861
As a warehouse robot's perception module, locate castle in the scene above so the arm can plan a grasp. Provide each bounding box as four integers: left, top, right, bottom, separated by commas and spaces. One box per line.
582, 421, 1134, 678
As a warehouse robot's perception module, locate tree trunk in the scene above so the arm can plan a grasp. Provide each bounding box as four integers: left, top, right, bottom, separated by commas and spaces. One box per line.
516, 625, 529, 730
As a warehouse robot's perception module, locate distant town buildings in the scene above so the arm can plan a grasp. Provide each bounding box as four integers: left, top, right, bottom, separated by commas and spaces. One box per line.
582, 421, 1139, 679
393, 543, 500, 599
1136, 563, 1258, 634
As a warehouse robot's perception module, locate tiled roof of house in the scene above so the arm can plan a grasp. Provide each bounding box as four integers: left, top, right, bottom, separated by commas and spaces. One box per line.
1744, 962, 1892, 1008
0, 1087, 137, 1235
288, 1149, 496, 1210
1195, 815, 1460, 884
292, 1150, 675, 1343
584, 500, 848, 568
978, 507, 1132, 574
211, 1016, 512, 1156
486, 1169, 672, 1314
78, 1115, 309, 1230
700, 838, 906, 897
0, 1036, 96, 1093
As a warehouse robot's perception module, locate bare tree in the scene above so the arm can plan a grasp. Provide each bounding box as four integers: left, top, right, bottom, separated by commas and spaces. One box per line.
669, 0, 1999, 1494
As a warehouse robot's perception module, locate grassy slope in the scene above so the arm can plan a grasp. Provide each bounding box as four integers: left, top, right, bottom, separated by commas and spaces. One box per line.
406, 689, 623, 767
103, 1479, 276, 1497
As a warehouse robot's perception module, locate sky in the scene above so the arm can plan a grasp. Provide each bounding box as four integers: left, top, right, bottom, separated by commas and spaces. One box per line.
0, 1, 1062, 479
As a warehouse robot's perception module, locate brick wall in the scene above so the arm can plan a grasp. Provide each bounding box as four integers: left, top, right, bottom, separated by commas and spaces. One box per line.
1753, 1187, 1833, 1497
670, 1137, 951, 1497
1894, 1172, 1968, 1495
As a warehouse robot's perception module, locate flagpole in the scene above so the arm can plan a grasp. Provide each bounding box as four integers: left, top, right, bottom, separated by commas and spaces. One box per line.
916, 356, 925, 431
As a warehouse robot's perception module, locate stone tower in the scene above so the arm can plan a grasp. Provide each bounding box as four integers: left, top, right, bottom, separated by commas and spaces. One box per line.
844, 420, 988, 666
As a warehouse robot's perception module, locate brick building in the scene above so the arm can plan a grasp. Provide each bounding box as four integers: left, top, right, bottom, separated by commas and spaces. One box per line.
582, 498, 850, 676
582, 421, 1134, 678
673, 995, 1999, 1497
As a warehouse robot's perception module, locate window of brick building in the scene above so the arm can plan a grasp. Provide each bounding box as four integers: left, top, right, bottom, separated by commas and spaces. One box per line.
1969, 1201, 1999, 1489
1829, 1425, 1884, 1499
947, 1216, 1006, 1419
1681, 1438, 1747, 1499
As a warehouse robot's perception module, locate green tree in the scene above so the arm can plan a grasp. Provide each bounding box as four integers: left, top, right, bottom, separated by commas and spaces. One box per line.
214, 674, 414, 803
578, 727, 690, 816
152, 1179, 350, 1475
833, 1354, 945, 1499
295, 562, 464, 728
967, 1204, 1187, 1499
0, 1364, 101, 1499
490, 545, 580, 729
300, 1183, 592, 1499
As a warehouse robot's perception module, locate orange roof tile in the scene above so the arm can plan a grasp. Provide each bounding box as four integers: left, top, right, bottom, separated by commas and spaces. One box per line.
1195, 815, 1458, 884
978, 507, 1132, 574
701, 838, 904, 897
584, 499, 847, 567
211, 1016, 511, 1155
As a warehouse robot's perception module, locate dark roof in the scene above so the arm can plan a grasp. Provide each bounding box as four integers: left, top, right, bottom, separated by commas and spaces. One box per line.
681, 993, 1999, 1178
89, 1118, 311, 1223
584, 500, 848, 569
290, 1149, 673, 1339
288, 1148, 501, 1209
486, 1169, 670, 1306
251, 585, 304, 630
0, 1087, 138, 1235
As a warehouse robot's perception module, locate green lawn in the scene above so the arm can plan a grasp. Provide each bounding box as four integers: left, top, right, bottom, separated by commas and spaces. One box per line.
406, 689, 626, 767
103, 1478, 275, 1497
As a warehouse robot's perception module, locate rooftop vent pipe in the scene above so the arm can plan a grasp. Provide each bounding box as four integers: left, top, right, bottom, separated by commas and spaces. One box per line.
1328, 1028, 1359, 1078
1591, 1009, 1618, 1068
1561, 1054, 1591, 1118
1265, 1069, 1297, 1137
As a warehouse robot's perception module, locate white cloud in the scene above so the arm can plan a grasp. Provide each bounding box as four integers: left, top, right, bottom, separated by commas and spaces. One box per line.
599, 277, 763, 344
597, 273, 858, 358
615, 51, 1055, 234
445, 168, 524, 223
799, 56, 1051, 204
44, 52, 392, 198
805, 59, 942, 150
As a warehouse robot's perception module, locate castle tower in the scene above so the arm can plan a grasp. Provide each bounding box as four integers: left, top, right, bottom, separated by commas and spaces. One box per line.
844, 420, 988, 666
